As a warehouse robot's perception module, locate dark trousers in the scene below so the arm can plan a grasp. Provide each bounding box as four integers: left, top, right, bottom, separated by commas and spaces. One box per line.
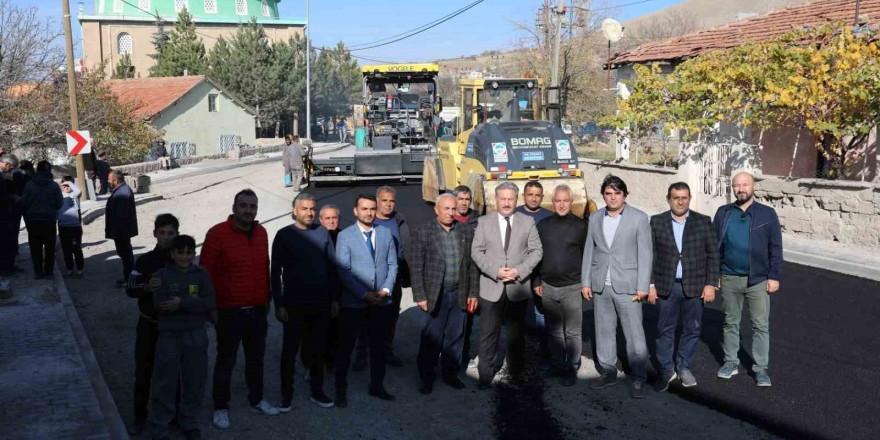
113, 236, 134, 279
281, 302, 330, 401
335, 305, 395, 392
541, 283, 583, 372
478, 293, 528, 381
25, 220, 56, 276
355, 280, 402, 360
134, 317, 159, 421
0, 224, 16, 274
656, 282, 704, 373
462, 313, 476, 365
212, 306, 268, 409
58, 225, 84, 271
417, 289, 466, 383
149, 328, 207, 435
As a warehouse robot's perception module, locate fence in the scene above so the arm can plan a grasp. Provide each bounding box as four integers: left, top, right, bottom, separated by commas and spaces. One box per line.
219, 134, 242, 154
168, 141, 196, 158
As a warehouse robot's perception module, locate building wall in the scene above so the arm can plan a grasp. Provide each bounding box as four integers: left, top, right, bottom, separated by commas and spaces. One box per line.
580, 159, 679, 215
152, 81, 256, 155
81, 20, 302, 78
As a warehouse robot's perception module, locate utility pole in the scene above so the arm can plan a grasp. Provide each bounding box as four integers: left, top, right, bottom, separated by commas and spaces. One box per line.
62, 0, 90, 202
305, 0, 311, 141
548, 0, 565, 127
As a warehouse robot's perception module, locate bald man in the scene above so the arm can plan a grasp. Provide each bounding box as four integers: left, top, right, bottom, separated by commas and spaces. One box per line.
713, 171, 782, 387
410, 194, 480, 394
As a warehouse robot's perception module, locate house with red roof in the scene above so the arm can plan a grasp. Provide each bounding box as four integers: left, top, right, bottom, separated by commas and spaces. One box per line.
103, 75, 256, 156
607, 0, 879, 181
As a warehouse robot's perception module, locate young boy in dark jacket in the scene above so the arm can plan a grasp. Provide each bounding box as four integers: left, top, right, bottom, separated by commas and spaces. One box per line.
148, 235, 215, 440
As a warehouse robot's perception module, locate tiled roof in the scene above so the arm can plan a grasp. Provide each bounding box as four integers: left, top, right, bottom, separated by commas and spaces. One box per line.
610, 0, 880, 66
102, 75, 206, 120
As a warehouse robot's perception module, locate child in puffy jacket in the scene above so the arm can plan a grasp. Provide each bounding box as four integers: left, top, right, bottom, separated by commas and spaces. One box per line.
57, 176, 84, 277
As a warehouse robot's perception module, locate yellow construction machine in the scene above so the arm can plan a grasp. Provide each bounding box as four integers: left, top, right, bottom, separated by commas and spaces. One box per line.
422, 77, 597, 216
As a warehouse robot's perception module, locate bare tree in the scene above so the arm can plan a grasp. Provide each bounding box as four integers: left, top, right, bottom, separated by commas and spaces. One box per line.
509, 1, 616, 125
0, 0, 64, 144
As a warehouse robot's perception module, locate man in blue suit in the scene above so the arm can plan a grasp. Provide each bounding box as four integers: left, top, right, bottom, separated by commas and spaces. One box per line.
334, 194, 398, 408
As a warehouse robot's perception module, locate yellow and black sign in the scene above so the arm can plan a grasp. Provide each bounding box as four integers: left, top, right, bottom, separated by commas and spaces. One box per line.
362, 64, 440, 74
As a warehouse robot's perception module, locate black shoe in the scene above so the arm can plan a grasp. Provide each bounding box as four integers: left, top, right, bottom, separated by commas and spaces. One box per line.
655, 371, 677, 393
335, 391, 347, 408
442, 375, 466, 390
630, 381, 647, 399
115, 278, 127, 288
507, 372, 527, 386
183, 428, 202, 440
419, 380, 434, 395
477, 379, 493, 390
127, 419, 147, 436
386, 353, 404, 367
368, 387, 395, 401
310, 392, 335, 408
560, 372, 577, 387
352, 356, 367, 372
590, 374, 619, 389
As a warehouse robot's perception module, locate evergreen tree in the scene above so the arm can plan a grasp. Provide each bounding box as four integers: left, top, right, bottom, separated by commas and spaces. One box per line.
148, 18, 169, 69
267, 35, 307, 134
112, 54, 136, 79
312, 42, 360, 119
149, 9, 207, 77
207, 19, 279, 130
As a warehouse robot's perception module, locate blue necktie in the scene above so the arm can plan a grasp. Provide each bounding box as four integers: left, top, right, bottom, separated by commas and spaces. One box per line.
364, 230, 376, 261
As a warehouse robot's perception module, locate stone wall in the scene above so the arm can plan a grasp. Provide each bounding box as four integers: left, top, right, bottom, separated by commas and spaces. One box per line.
579, 159, 678, 214
755, 176, 880, 248
113, 144, 284, 177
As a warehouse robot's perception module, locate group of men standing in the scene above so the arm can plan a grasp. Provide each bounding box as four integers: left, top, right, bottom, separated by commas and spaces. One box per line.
123, 170, 782, 438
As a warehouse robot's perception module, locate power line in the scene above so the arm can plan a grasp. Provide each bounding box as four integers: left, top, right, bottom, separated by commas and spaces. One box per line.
570, 0, 658, 13
348, 0, 484, 50
348, 0, 486, 52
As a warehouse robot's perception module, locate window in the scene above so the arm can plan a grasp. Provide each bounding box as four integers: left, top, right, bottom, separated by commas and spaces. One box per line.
138, 0, 150, 11
117, 33, 132, 55
174, 0, 186, 13
204, 0, 217, 13
235, 0, 247, 15
208, 94, 218, 112
261, 1, 270, 17
113, 0, 122, 13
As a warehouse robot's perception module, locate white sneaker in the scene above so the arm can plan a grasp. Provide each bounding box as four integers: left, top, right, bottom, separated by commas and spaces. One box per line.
212, 409, 230, 429
468, 357, 479, 370
250, 400, 280, 416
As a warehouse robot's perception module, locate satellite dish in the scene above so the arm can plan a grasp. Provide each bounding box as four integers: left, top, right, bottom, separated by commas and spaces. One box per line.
602, 18, 624, 43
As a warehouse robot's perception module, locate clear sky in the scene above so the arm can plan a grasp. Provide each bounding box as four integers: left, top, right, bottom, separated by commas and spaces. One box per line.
22, 0, 683, 61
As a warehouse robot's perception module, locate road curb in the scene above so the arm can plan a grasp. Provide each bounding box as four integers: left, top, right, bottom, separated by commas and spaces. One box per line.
52, 271, 129, 440
783, 249, 880, 282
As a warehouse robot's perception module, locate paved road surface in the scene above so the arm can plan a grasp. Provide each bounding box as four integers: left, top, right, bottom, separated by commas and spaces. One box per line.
67, 160, 860, 439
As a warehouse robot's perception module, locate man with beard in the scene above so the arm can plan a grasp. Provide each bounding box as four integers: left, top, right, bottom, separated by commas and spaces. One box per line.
714, 171, 782, 387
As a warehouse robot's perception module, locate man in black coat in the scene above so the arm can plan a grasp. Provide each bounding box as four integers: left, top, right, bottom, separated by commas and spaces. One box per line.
648, 182, 720, 391
96, 152, 111, 195
411, 194, 480, 394
0, 154, 19, 285
105, 170, 138, 288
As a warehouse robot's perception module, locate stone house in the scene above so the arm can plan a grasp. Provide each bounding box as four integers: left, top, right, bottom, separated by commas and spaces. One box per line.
104, 75, 257, 156
607, 0, 880, 182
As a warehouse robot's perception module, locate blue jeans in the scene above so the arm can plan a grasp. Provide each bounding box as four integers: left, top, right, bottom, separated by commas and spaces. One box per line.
529, 293, 549, 356
656, 282, 704, 373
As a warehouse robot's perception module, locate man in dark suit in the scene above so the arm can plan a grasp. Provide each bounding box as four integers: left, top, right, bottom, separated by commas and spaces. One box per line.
105, 170, 138, 288
471, 182, 543, 388
648, 182, 720, 392
411, 194, 480, 394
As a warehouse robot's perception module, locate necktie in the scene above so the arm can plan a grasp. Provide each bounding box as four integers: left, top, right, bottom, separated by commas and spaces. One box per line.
504, 216, 512, 254
364, 230, 376, 260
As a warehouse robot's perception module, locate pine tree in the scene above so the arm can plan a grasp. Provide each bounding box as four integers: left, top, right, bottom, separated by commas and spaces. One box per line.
112, 54, 136, 79
149, 9, 207, 77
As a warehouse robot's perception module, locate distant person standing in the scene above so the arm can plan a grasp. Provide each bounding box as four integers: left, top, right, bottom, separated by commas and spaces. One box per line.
201, 190, 279, 429
282, 135, 306, 193
96, 152, 111, 195
152, 139, 172, 171
0, 154, 20, 290
21, 160, 63, 280
105, 170, 138, 288
337, 117, 348, 144
714, 171, 782, 387
57, 176, 84, 278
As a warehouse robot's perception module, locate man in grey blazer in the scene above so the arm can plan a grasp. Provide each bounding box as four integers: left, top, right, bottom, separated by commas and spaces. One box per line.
472, 182, 543, 388
581, 176, 653, 398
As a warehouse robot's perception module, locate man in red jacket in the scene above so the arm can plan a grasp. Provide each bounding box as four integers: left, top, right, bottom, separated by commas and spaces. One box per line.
201, 189, 280, 430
